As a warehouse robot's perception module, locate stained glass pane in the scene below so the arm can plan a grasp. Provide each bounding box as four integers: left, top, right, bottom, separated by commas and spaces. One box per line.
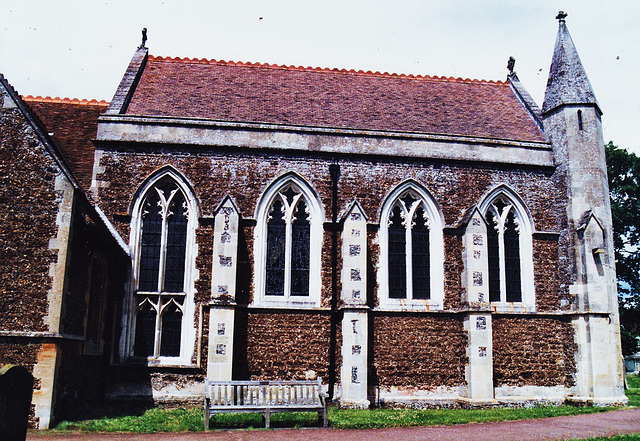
165, 191, 187, 292
160, 303, 182, 356
388, 205, 407, 299
291, 199, 310, 296
487, 211, 501, 302
134, 302, 156, 357
412, 206, 430, 300
139, 192, 162, 292
504, 210, 522, 302
266, 199, 286, 296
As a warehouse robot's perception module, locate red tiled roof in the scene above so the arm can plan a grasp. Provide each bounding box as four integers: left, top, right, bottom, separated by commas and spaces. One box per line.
125, 56, 545, 143
23, 96, 109, 191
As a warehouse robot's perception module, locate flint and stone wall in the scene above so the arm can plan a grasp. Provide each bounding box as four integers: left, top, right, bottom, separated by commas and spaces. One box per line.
90, 139, 576, 404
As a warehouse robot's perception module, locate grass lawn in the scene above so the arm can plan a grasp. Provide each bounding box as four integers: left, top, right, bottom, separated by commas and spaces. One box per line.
626, 374, 640, 407
49, 375, 639, 434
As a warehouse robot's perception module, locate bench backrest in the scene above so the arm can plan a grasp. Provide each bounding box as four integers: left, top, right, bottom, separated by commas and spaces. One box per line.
205, 379, 324, 407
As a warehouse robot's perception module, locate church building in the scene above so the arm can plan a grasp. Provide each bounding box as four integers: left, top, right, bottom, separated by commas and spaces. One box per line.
0, 13, 627, 429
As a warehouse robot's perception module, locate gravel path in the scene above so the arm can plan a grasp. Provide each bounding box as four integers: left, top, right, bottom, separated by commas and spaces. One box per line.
27, 408, 640, 441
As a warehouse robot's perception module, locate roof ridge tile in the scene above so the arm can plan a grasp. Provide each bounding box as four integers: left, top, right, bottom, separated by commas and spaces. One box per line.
146, 54, 504, 85
22, 95, 109, 106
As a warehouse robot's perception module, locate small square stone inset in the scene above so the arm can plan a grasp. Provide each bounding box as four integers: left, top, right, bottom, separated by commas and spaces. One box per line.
350, 269, 361, 281
221, 231, 231, 244
351, 229, 361, 237
217, 323, 226, 335
476, 316, 487, 330
350, 212, 362, 221
349, 244, 361, 257
352, 345, 362, 355
351, 366, 359, 383
216, 344, 226, 355
217, 285, 229, 295
478, 293, 485, 302
473, 250, 482, 259
478, 347, 487, 357
352, 289, 361, 299
473, 234, 483, 246
472, 218, 482, 227
473, 271, 483, 286
219, 255, 232, 267
351, 320, 358, 334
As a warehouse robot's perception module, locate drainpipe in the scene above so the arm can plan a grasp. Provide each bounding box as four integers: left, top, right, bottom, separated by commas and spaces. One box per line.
328, 163, 340, 401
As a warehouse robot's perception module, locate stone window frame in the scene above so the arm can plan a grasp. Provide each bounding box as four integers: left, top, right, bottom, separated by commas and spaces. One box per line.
478, 185, 535, 311
378, 180, 445, 310
127, 167, 199, 366
253, 173, 325, 308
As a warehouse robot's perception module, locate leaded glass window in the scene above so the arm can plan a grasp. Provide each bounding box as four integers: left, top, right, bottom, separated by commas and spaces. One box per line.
386, 191, 431, 300
266, 199, 286, 296
388, 206, 406, 299
264, 184, 311, 299
133, 177, 190, 359
486, 197, 522, 303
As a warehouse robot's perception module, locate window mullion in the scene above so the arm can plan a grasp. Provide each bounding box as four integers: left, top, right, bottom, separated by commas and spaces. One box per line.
498, 227, 507, 302
153, 300, 161, 358
284, 207, 293, 299
405, 221, 413, 300
158, 205, 169, 293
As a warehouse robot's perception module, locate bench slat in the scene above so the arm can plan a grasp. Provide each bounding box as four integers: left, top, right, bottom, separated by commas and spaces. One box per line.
204, 378, 328, 430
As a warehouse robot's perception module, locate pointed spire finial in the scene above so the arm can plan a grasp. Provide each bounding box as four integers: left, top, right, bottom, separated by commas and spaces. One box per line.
542, 10, 599, 114
139, 28, 148, 50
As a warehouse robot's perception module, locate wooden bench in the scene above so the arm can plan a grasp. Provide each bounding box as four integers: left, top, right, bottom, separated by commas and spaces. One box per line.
204, 379, 328, 430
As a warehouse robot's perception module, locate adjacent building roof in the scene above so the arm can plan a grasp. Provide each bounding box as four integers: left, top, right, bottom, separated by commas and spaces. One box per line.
24, 96, 108, 191
121, 55, 546, 143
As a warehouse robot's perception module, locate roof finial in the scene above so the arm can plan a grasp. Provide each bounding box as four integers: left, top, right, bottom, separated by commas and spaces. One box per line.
139, 28, 148, 49
556, 11, 567, 22
507, 56, 516, 76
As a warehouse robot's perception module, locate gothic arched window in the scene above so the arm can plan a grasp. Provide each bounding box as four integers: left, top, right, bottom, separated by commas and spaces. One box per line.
481, 190, 534, 307
130, 172, 197, 362
255, 175, 323, 306
379, 183, 444, 308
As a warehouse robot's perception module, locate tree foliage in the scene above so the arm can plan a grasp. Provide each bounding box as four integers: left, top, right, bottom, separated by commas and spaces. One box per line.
605, 141, 640, 355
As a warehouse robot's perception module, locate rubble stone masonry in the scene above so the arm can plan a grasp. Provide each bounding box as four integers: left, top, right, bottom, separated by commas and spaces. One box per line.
0, 107, 60, 332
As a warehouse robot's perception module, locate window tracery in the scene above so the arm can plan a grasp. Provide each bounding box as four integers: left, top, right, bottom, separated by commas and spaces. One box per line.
265, 184, 311, 298
130, 173, 196, 362
255, 175, 323, 306
480, 190, 533, 307
379, 182, 443, 309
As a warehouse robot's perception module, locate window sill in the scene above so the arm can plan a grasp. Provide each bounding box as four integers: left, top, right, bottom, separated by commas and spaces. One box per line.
116, 356, 198, 369
252, 298, 322, 309
377, 300, 443, 312
490, 302, 536, 313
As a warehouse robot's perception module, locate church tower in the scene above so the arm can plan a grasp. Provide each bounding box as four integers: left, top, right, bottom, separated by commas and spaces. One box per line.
542, 12, 626, 404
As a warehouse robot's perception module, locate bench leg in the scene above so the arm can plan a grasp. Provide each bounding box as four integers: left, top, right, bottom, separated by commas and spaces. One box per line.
204, 401, 209, 431
265, 409, 271, 428
320, 409, 328, 428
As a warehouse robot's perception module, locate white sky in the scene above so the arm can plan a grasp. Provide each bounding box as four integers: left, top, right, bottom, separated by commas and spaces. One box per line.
2, 0, 639, 152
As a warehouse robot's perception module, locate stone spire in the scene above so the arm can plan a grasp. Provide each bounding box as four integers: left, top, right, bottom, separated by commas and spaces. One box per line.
541, 11, 599, 114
